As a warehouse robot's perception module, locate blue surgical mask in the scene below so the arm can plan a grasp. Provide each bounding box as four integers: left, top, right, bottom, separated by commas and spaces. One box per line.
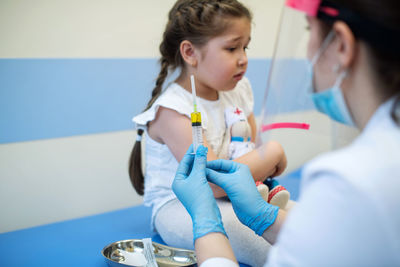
307, 31, 355, 126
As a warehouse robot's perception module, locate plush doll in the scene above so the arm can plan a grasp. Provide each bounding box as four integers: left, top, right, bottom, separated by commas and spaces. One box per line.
225, 107, 255, 159
225, 107, 290, 209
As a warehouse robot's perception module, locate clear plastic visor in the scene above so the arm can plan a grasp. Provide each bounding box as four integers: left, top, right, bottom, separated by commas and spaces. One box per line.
257, 5, 359, 173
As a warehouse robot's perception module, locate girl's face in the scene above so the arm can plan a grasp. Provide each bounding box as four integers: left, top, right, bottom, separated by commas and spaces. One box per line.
195, 17, 251, 94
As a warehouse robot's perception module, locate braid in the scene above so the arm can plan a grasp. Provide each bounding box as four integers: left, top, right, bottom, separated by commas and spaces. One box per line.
144, 57, 170, 111
128, 128, 144, 195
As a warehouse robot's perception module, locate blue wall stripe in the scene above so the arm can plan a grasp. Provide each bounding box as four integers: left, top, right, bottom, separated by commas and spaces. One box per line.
0, 58, 271, 144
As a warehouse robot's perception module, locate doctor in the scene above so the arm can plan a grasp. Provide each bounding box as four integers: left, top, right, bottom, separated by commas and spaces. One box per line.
172, 0, 400, 266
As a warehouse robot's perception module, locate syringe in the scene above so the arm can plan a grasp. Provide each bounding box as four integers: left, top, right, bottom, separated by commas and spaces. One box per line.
190, 75, 203, 153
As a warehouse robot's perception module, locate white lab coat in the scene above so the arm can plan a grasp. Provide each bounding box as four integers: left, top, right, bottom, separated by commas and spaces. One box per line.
202, 98, 400, 267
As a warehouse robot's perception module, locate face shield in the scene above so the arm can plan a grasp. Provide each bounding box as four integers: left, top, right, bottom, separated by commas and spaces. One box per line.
257, 0, 359, 173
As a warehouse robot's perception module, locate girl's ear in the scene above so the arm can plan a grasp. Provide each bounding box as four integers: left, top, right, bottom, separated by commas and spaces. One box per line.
180, 40, 198, 67
333, 21, 356, 69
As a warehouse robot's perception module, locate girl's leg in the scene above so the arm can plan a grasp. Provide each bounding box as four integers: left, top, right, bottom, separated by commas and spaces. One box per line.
217, 199, 271, 267
154, 199, 194, 250
155, 198, 271, 267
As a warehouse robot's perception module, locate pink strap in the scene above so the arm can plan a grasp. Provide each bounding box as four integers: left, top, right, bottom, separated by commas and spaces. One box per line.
261, 122, 310, 132
285, 0, 321, 17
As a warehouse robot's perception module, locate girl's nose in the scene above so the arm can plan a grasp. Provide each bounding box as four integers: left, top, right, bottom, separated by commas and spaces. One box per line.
238, 52, 248, 67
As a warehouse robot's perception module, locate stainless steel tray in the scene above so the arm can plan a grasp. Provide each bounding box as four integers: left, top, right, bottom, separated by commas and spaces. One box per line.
102, 239, 197, 267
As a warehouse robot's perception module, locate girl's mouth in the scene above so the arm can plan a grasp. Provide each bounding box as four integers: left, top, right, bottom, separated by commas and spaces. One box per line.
233, 72, 244, 80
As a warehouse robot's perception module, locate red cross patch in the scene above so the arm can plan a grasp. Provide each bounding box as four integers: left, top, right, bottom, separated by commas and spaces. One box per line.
234, 108, 242, 115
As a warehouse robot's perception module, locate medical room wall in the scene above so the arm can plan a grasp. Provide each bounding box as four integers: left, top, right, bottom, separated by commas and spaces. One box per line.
0, 0, 285, 233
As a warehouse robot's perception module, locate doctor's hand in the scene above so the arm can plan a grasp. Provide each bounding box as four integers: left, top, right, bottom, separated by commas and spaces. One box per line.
172, 145, 226, 241
206, 160, 279, 236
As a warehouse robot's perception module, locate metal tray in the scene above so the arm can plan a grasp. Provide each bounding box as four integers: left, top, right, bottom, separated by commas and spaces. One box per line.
102, 239, 197, 267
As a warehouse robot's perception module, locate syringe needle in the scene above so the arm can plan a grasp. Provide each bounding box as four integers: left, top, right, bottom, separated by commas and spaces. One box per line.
191, 75, 197, 112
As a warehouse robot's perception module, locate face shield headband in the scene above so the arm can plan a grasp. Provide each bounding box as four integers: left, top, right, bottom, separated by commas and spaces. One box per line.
286, 0, 400, 54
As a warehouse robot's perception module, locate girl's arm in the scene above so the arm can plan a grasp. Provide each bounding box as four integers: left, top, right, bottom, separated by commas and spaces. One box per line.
148, 107, 226, 197
235, 141, 287, 181
148, 107, 196, 161
247, 112, 257, 142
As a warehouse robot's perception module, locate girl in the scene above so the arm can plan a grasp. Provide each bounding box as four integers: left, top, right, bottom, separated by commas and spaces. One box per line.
130, 1, 287, 266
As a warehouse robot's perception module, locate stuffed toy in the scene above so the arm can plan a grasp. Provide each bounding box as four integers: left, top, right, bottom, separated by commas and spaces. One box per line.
225, 107, 290, 209
225, 107, 255, 158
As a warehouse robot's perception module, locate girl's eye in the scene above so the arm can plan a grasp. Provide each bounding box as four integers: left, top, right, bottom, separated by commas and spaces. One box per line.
227, 47, 236, 52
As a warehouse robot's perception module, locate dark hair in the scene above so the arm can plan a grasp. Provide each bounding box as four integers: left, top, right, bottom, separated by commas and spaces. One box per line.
128, 0, 252, 195
317, 0, 400, 125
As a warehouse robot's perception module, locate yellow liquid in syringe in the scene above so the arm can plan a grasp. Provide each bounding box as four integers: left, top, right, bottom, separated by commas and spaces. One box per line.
191, 111, 203, 153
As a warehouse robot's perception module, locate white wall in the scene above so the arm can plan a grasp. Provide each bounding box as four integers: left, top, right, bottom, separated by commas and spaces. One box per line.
0, 0, 285, 58
0, 131, 142, 232
0, 0, 287, 233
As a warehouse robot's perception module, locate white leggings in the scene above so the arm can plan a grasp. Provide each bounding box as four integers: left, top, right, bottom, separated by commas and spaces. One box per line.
154, 198, 295, 267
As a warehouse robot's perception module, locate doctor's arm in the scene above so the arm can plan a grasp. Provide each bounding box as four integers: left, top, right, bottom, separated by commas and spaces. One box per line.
195, 233, 238, 266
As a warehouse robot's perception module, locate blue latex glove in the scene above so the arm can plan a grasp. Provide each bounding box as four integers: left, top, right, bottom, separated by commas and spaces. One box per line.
206, 159, 279, 236
172, 145, 226, 241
